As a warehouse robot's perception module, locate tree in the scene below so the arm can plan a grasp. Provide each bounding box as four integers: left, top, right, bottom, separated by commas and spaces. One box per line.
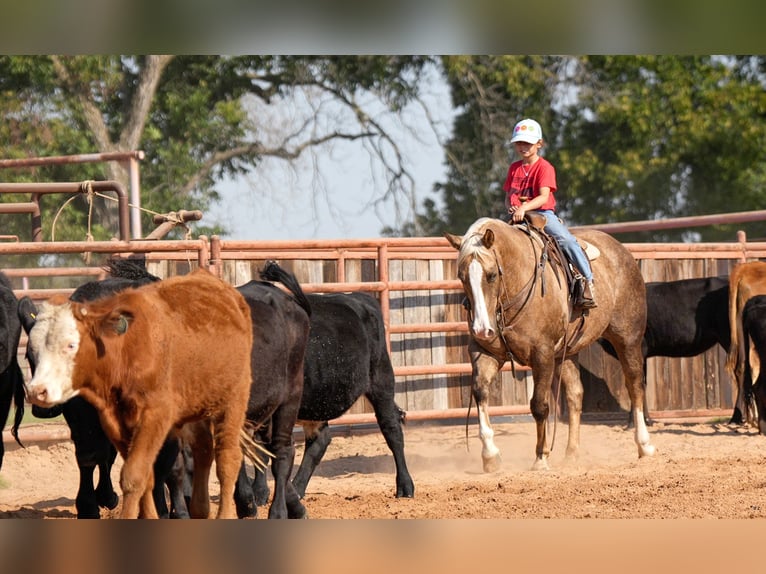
557, 55, 766, 241
415, 55, 766, 242
0, 55, 433, 245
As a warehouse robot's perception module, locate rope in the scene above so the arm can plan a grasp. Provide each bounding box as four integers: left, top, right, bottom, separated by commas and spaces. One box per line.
47, 184, 195, 246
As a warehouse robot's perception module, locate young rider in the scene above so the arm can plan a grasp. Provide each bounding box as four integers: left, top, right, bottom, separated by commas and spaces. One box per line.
503, 118, 596, 308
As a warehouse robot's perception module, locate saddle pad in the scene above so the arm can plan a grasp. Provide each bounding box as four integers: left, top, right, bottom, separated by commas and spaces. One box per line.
579, 240, 600, 261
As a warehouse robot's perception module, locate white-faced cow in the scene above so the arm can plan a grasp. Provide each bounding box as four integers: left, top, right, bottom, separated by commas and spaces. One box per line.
235, 263, 414, 513
25, 268, 254, 519
741, 294, 766, 435
727, 261, 766, 426
18, 259, 187, 518
0, 270, 25, 471
121, 261, 313, 520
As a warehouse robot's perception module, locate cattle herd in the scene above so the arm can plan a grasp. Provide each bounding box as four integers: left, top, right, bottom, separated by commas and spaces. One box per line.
1, 258, 765, 518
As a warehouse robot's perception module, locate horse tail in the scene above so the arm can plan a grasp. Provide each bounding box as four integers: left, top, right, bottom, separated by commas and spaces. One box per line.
259, 260, 312, 318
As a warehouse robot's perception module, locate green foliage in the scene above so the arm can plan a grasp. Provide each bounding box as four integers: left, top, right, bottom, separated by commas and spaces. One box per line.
0, 55, 431, 250
417, 55, 766, 242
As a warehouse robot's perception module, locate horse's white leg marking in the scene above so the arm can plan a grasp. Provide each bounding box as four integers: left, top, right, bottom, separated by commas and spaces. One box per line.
468, 259, 494, 339
477, 402, 500, 462
633, 409, 656, 457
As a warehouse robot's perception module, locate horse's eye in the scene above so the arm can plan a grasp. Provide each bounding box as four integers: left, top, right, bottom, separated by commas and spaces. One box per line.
486, 271, 497, 283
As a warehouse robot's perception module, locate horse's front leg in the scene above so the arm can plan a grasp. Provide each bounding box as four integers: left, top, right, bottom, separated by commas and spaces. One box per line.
469, 344, 504, 473
529, 351, 556, 471
560, 357, 583, 461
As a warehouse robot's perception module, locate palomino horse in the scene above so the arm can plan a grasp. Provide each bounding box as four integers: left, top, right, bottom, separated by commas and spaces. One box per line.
445, 217, 655, 472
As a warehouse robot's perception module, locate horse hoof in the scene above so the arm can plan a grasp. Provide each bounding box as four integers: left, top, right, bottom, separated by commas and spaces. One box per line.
482, 454, 502, 473
638, 443, 656, 458
531, 457, 549, 471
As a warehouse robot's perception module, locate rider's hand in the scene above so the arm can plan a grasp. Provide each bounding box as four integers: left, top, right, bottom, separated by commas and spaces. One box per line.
511, 206, 526, 223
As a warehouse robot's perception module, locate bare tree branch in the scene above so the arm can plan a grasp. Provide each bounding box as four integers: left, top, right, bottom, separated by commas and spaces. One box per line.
178, 131, 375, 196
119, 55, 174, 150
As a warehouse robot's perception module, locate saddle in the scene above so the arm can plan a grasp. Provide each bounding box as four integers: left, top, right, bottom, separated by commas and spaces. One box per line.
520, 212, 599, 309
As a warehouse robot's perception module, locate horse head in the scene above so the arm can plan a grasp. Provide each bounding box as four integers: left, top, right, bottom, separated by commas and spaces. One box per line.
445, 218, 507, 342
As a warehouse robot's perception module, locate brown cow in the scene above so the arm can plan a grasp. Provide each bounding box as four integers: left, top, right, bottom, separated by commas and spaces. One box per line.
24, 269, 253, 519
726, 260, 766, 426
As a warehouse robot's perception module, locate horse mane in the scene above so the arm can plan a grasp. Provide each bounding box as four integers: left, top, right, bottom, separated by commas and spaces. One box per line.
456, 218, 497, 267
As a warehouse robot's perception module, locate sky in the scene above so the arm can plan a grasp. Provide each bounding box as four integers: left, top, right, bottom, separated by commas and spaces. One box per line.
206, 69, 455, 241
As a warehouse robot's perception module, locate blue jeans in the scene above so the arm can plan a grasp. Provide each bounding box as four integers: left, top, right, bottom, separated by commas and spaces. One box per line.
537, 210, 593, 281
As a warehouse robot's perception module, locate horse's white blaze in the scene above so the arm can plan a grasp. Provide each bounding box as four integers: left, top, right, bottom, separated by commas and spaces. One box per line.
26, 303, 81, 406
477, 403, 500, 460
468, 259, 494, 339
633, 410, 656, 457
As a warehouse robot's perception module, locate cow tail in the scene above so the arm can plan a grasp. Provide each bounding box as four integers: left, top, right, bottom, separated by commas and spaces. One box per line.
259, 261, 312, 318
239, 422, 274, 472
9, 358, 25, 448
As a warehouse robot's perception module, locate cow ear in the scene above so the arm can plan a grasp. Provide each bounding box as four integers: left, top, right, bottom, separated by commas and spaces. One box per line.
482, 229, 495, 249
107, 312, 133, 335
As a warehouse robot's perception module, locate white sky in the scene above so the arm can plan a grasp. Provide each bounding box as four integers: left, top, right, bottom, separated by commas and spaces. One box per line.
206, 69, 454, 241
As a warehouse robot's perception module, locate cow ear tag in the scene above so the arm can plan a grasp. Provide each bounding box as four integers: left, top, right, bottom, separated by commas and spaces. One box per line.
115, 315, 129, 335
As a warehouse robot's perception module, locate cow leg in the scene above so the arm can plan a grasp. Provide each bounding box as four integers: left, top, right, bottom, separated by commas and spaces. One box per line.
615, 342, 656, 458
185, 421, 214, 519
63, 399, 119, 518
151, 436, 184, 519
234, 460, 258, 518
292, 421, 331, 499
118, 415, 173, 519
469, 343, 504, 473
73, 464, 101, 519
166, 443, 192, 519
212, 417, 246, 520
267, 405, 306, 519
94, 448, 119, 511
366, 389, 415, 498
252, 451, 272, 506
559, 357, 583, 461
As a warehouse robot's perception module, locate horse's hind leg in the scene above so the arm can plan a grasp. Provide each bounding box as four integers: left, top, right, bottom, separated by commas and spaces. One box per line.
560, 358, 583, 461
616, 342, 656, 458
469, 345, 503, 473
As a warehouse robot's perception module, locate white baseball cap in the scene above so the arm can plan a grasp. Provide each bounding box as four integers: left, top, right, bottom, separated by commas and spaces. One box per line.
511, 118, 543, 144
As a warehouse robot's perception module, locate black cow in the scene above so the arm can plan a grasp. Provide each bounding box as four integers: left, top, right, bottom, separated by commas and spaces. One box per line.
0, 271, 25, 471
228, 263, 312, 519
17, 259, 187, 518
599, 276, 730, 423
236, 264, 414, 513
741, 295, 766, 435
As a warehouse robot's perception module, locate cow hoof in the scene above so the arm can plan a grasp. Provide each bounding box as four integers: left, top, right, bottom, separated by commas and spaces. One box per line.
254, 487, 271, 507
396, 480, 415, 498
482, 454, 502, 473
288, 505, 308, 519
99, 492, 119, 510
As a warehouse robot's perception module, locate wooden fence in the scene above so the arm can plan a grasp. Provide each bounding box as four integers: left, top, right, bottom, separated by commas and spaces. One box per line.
3, 235, 766, 422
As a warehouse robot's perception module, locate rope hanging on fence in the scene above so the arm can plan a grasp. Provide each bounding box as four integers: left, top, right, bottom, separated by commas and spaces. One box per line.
48, 182, 195, 244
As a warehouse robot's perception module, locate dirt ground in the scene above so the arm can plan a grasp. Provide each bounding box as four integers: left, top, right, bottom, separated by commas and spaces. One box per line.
2, 417, 766, 519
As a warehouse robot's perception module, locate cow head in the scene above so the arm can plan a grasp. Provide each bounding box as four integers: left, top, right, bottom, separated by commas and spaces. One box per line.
25, 294, 136, 407
25, 295, 82, 406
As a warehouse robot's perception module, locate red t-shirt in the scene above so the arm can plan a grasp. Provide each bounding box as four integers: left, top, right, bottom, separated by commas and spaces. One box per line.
502, 157, 557, 210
